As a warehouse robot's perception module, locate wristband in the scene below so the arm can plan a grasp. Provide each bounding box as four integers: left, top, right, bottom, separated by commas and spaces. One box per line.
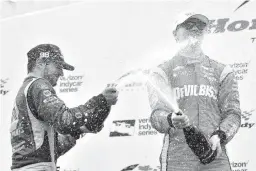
70, 129, 83, 140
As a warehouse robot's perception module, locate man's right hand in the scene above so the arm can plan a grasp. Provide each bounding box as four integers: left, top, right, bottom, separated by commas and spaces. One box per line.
171, 111, 190, 129
102, 86, 119, 106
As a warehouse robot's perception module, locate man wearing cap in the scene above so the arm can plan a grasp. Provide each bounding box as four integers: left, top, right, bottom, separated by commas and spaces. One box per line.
147, 13, 241, 171
10, 44, 119, 171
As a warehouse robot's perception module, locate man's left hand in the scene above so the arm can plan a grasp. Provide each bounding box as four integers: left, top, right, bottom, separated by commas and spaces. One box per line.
102, 87, 119, 106
209, 135, 222, 158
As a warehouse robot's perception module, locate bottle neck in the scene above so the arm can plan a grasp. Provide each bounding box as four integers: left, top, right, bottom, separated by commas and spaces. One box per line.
184, 124, 195, 131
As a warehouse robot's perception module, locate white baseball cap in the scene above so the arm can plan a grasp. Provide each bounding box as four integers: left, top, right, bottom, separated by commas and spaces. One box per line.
173, 11, 209, 31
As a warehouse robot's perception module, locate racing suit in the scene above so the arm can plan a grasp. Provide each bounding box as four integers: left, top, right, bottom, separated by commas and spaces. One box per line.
147, 55, 241, 171
10, 76, 111, 170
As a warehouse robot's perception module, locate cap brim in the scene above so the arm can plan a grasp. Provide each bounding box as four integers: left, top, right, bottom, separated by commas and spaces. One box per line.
188, 14, 209, 25
61, 61, 75, 71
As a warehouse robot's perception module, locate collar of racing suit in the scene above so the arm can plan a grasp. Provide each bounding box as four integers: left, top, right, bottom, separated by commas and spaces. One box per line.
178, 53, 206, 66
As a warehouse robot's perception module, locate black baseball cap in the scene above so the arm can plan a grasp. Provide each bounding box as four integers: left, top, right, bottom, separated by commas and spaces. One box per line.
27, 44, 75, 71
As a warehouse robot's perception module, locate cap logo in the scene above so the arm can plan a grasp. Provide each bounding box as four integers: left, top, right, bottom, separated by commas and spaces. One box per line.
40, 52, 50, 58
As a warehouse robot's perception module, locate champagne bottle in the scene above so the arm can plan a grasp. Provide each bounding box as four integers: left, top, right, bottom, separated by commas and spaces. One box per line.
183, 124, 217, 164
169, 112, 217, 165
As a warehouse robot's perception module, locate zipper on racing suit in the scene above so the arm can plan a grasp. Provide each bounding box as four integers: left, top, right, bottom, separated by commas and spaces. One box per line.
194, 63, 201, 171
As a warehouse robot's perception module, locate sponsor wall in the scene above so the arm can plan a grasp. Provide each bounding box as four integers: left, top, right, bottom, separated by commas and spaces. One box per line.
1, 1, 255, 171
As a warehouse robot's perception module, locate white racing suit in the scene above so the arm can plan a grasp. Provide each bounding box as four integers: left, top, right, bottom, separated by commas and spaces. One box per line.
147, 55, 241, 171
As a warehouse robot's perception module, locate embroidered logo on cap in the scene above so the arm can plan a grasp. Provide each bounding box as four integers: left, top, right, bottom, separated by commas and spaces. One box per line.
40, 52, 50, 58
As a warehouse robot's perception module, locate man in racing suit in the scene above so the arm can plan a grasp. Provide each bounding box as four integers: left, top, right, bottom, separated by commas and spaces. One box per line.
10, 44, 118, 171
147, 13, 241, 171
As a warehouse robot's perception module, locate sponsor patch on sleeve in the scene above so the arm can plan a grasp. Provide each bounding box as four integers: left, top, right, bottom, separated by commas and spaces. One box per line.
62, 111, 72, 125
43, 90, 52, 97
43, 96, 59, 104
75, 112, 83, 119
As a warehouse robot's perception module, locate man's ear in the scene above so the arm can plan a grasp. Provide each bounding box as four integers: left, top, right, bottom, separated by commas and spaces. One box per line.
35, 58, 46, 69
173, 30, 176, 37
173, 30, 179, 42
203, 25, 210, 34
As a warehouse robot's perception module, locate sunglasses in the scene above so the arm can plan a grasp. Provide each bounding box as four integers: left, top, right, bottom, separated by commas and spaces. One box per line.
178, 18, 207, 31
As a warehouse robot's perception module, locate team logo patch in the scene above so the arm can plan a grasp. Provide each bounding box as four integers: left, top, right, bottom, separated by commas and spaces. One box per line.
43, 96, 58, 104
40, 52, 50, 58
173, 66, 189, 76
43, 90, 52, 97
75, 112, 83, 119
36, 84, 49, 89
63, 112, 72, 125
174, 84, 217, 100
201, 66, 215, 72
173, 66, 184, 71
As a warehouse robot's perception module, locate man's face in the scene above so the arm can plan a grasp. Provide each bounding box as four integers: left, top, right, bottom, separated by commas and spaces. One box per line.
43, 61, 64, 87
174, 18, 207, 43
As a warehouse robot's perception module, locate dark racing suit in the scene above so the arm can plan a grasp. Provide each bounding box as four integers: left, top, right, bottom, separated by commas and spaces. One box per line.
147, 55, 241, 171
10, 76, 110, 170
